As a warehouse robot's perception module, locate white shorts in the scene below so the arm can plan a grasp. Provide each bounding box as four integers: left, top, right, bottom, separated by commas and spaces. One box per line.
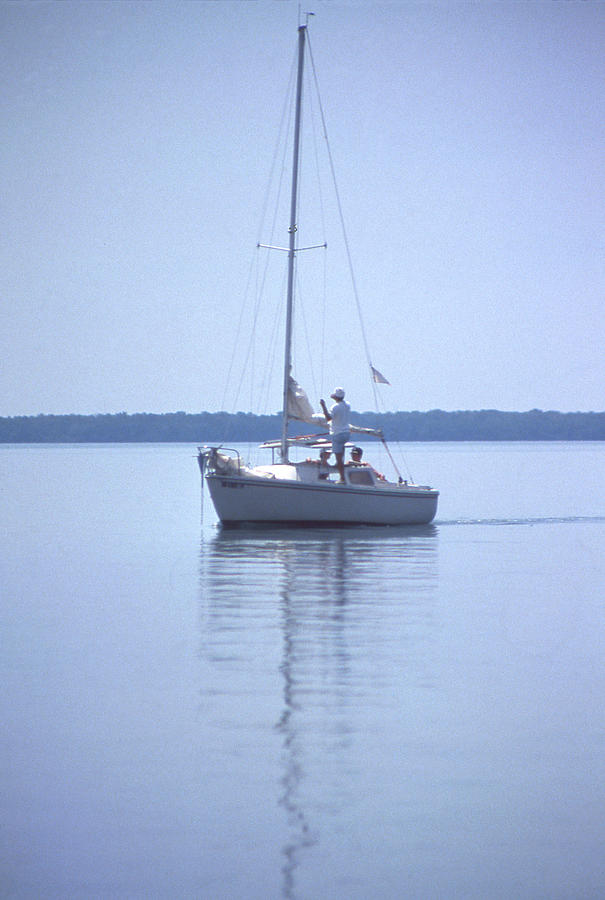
332, 431, 350, 455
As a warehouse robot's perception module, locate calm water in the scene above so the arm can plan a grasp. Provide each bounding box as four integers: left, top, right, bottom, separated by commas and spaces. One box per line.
2, 442, 605, 899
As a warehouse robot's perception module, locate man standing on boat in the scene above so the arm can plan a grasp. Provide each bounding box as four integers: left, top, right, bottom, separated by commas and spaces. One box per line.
320, 388, 351, 484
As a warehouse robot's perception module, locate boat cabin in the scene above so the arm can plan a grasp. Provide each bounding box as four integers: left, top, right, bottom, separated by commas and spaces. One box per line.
294, 461, 380, 487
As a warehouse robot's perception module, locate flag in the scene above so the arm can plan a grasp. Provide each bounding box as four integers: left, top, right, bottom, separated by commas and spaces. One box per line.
371, 366, 390, 385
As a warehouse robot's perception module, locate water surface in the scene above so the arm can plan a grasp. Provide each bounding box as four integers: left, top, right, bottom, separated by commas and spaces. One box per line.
2, 443, 605, 898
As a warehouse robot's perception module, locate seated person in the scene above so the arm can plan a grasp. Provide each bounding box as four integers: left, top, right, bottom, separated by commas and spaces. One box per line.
348, 446, 386, 481
317, 448, 332, 479
305, 448, 334, 479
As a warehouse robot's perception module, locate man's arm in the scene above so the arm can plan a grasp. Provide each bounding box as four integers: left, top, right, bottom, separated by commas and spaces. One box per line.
320, 399, 332, 422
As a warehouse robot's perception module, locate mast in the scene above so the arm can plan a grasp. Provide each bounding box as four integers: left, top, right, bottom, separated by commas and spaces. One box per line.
281, 24, 306, 463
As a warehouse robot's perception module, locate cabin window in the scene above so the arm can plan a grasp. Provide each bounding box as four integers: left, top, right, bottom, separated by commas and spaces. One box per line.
347, 468, 374, 486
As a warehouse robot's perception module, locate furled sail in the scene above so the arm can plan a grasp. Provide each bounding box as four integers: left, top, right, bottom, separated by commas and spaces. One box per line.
287, 377, 326, 426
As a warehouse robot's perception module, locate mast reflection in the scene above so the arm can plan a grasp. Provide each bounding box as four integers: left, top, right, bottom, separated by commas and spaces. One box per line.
274, 534, 351, 897
200, 525, 437, 899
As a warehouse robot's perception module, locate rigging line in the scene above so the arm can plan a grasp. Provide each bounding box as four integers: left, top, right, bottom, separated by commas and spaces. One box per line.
307, 62, 328, 246
394, 437, 415, 484
306, 62, 329, 393
233, 249, 278, 414
381, 437, 408, 484
307, 33, 381, 411
220, 246, 259, 413
320, 240, 327, 392
295, 258, 325, 403
247, 49, 299, 414
231, 291, 261, 414
247, 118, 290, 398
258, 263, 289, 415
258, 48, 298, 248
231, 58, 298, 415
222, 52, 296, 415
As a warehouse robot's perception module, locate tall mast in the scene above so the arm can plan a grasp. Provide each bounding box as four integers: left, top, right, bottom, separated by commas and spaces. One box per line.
281, 24, 306, 463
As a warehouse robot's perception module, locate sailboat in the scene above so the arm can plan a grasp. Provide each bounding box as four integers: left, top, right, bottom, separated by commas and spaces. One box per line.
198, 24, 438, 526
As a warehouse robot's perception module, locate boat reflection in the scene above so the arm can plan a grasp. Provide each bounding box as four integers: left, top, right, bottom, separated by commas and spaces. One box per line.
199, 525, 438, 898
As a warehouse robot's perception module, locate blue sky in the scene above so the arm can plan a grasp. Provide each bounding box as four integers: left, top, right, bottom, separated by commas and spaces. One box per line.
2, 0, 603, 416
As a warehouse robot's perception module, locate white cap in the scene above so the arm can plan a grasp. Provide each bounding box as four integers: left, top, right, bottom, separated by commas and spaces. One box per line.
331, 387, 345, 400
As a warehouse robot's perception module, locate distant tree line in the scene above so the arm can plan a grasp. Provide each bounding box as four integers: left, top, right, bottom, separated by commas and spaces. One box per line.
1, 409, 605, 443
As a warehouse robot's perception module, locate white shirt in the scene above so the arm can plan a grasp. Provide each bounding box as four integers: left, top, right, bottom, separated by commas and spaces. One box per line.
329, 399, 351, 434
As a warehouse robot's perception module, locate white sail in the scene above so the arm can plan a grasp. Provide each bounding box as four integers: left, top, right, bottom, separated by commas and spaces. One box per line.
287, 376, 326, 426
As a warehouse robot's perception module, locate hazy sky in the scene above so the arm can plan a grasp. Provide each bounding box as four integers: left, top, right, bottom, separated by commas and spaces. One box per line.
2, 0, 603, 416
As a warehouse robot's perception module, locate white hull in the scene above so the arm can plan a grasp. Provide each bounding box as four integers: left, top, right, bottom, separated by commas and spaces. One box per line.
206, 472, 438, 526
